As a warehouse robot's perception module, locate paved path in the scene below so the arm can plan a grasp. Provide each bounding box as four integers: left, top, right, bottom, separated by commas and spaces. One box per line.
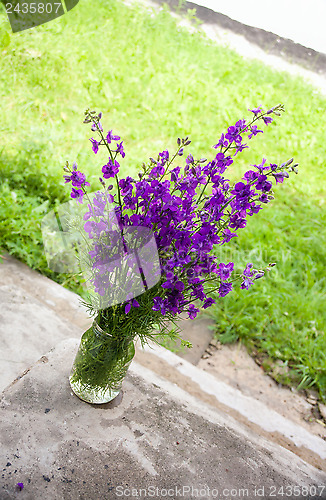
144, 0, 326, 95
188, 0, 326, 55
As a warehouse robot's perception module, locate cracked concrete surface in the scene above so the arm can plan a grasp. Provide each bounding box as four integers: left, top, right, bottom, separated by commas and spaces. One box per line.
1, 339, 325, 499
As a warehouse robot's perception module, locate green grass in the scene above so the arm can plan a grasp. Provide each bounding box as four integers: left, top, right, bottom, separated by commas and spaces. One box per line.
0, 0, 325, 399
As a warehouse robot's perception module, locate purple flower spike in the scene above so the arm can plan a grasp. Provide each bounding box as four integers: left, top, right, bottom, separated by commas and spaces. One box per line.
64, 106, 296, 319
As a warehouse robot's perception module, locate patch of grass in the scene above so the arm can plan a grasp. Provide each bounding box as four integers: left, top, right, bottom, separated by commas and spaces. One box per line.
0, 0, 325, 398
0, 147, 85, 294
208, 189, 326, 399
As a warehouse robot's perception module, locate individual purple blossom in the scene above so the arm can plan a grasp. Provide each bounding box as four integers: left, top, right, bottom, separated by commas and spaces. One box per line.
90, 137, 100, 154
243, 263, 255, 277
259, 193, 270, 203
263, 116, 273, 125
272, 171, 287, 184
187, 304, 200, 319
247, 202, 262, 216
119, 176, 134, 196
106, 130, 121, 144
255, 174, 272, 192
220, 228, 238, 244
234, 143, 249, 155
248, 125, 263, 139
243, 170, 259, 183
92, 121, 103, 131
217, 262, 234, 281
253, 158, 270, 173
225, 125, 242, 145
241, 277, 254, 289
71, 188, 84, 203
125, 298, 140, 314
102, 159, 120, 179
202, 297, 215, 309
16, 483, 24, 491
186, 154, 194, 164
214, 133, 228, 149
64, 170, 90, 188
116, 141, 126, 158
240, 263, 256, 289
229, 213, 247, 229
248, 106, 263, 116
218, 282, 233, 297
152, 296, 167, 315
159, 150, 169, 164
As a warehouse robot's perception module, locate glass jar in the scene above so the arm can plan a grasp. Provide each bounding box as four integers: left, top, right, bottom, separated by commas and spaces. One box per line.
69, 320, 135, 404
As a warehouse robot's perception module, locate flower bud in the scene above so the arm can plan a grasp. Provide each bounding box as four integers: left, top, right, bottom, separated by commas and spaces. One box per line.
285, 158, 294, 166
254, 272, 264, 279
177, 138, 181, 146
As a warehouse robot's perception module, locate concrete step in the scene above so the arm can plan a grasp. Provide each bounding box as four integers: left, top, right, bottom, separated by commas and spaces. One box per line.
1, 338, 325, 499
134, 343, 326, 471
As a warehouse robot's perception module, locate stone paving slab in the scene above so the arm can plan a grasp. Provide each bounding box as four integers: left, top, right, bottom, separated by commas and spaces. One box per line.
0, 339, 325, 500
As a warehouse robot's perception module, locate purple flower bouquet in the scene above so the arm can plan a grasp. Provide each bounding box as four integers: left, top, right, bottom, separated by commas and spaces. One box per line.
55, 105, 298, 403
